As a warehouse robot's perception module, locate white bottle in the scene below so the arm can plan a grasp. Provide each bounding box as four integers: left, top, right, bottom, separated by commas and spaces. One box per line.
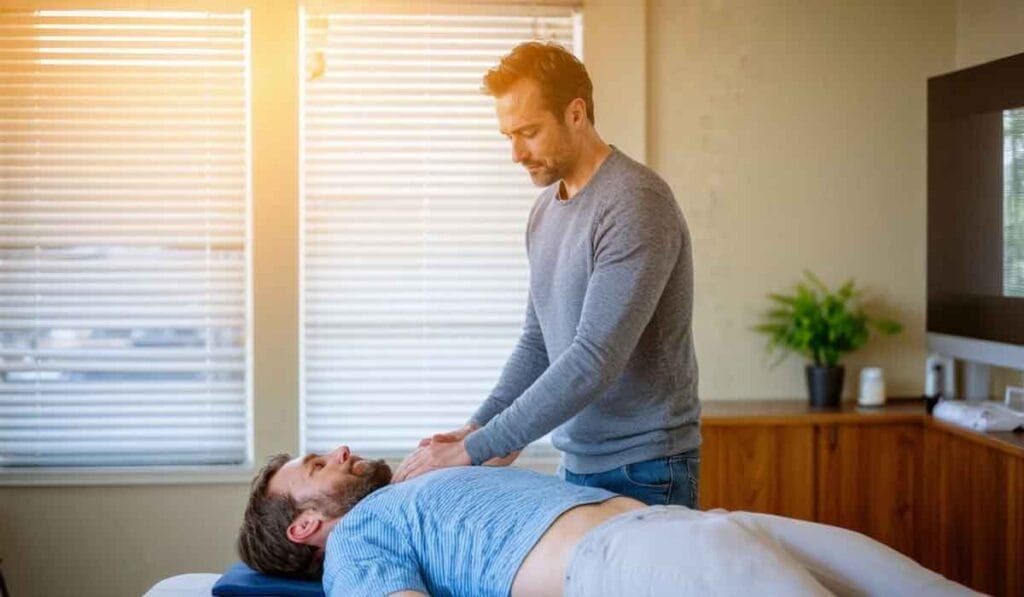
858, 367, 886, 407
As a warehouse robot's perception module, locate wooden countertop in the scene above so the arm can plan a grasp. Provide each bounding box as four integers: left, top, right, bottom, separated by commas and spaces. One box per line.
700, 398, 1024, 457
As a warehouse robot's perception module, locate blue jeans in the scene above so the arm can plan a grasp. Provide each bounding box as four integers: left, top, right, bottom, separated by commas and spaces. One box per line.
559, 448, 701, 507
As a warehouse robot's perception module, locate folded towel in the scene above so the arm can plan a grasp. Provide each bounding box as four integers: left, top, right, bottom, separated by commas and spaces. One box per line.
932, 400, 1024, 432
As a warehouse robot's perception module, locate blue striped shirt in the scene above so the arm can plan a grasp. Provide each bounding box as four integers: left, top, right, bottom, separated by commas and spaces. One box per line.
322, 466, 616, 596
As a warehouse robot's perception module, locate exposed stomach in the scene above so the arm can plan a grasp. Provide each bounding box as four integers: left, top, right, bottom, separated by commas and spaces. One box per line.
511, 496, 646, 597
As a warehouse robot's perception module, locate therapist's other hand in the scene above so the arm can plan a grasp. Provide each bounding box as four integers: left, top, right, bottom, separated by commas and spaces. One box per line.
420, 424, 517, 466
393, 439, 471, 483
416, 423, 478, 448
482, 449, 521, 467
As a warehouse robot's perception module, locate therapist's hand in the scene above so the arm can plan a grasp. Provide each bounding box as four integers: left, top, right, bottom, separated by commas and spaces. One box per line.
419, 424, 520, 466
416, 423, 478, 448
392, 438, 471, 482
482, 449, 521, 467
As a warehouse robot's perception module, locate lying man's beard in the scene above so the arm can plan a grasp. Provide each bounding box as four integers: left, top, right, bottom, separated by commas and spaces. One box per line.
310, 459, 392, 519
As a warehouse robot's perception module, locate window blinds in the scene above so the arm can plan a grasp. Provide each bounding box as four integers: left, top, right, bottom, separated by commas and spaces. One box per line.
301, 7, 580, 459
0, 9, 251, 468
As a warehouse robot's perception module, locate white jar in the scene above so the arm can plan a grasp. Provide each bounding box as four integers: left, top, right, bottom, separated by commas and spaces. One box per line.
858, 367, 886, 407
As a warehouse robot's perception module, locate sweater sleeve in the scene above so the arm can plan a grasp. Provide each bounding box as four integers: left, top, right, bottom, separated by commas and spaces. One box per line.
469, 292, 548, 427
464, 190, 684, 464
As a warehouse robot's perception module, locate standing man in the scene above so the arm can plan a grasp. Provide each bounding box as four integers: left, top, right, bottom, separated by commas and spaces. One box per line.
393, 41, 700, 507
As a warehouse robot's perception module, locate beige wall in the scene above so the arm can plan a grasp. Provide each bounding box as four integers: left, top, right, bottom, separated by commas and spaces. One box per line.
956, 0, 1024, 68
648, 0, 956, 400
586, 0, 647, 162
0, 484, 249, 596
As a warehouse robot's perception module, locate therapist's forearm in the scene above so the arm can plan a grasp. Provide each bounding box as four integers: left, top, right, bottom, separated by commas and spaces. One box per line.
464, 335, 618, 464
470, 342, 547, 426
470, 305, 548, 426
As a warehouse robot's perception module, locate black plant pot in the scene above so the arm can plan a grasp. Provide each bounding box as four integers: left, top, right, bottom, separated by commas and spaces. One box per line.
806, 365, 844, 409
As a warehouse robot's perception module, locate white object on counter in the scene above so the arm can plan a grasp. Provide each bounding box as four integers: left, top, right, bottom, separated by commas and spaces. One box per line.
1005, 386, 1024, 413
858, 367, 886, 407
924, 354, 955, 399
932, 400, 1024, 432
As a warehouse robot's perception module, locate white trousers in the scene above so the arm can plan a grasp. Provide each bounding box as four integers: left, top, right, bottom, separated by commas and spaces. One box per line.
563, 506, 977, 597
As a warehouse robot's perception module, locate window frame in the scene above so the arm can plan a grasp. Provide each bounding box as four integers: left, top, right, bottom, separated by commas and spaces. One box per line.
0, 2, 258, 483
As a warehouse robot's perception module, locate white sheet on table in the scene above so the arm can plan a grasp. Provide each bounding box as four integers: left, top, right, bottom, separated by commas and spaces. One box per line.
142, 573, 220, 597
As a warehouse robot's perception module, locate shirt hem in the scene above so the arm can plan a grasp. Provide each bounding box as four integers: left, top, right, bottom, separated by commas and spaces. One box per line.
558, 423, 702, 475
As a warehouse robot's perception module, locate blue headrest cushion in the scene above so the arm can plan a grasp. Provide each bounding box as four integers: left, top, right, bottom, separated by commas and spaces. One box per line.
212, 562, 325, 597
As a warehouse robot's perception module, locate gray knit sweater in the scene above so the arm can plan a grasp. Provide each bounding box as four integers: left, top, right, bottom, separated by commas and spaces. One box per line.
465, 147, 700, 474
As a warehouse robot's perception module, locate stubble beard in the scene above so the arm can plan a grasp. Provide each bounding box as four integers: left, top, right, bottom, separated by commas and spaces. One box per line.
526, 153, 572, 187
311, 459, 393, 519
525, 127, 574, 188
528, 166, 561, 187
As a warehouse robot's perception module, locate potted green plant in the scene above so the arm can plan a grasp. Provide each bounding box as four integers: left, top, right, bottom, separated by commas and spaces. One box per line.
755, 271, 902, 408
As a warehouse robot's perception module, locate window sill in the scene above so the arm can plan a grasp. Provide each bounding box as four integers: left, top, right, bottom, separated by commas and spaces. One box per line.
0, 464, 256, 487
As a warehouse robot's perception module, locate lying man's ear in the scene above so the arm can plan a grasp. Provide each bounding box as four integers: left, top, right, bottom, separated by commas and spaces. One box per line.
286, 510, 323, 545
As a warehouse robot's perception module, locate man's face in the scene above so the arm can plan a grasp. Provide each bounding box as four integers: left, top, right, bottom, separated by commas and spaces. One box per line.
495, 77, 576, 187
269, 445, 392, 518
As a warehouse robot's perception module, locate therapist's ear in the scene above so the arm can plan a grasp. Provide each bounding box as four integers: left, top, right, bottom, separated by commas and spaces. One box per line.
286, 510, 323, 545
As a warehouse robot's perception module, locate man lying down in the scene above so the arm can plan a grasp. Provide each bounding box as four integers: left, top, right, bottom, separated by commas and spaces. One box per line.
237, 446, 974, 597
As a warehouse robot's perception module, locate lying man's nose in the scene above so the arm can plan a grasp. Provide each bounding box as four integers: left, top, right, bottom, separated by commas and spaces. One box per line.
330, 445, 350, 464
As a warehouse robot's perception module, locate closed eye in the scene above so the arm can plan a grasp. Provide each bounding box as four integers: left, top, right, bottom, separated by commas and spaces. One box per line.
302, 453, 323, 478
501, 126, 539, 140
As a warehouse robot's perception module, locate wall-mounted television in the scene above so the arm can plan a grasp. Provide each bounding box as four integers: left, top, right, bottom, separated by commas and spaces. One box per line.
927, 51, 1024, 391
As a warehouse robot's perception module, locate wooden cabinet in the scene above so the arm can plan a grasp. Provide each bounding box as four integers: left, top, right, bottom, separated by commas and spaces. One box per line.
699, 424, 815, 520
816, 422, 921, 560
700, 420, 921, 557
700, 402, 1024, 597
918, 424, 1024, 596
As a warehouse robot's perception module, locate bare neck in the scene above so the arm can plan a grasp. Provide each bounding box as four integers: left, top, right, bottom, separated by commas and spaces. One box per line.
560, 133, 613, 200
311, 517, 342, 551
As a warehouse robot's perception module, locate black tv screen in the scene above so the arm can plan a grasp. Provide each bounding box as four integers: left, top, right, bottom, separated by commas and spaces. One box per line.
928, 52, 1024, 346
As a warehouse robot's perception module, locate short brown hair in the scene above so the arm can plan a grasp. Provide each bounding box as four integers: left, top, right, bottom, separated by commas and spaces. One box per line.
482, 41, 595, 125
237, 454, 322, 580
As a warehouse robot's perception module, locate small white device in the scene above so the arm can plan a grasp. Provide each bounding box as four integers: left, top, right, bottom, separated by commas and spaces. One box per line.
925, 354, 955, 399
1005, 386, 1024, 413
858, 367, 885, 407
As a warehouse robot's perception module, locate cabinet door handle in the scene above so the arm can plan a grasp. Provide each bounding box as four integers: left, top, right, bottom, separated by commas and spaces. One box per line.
827, 425, 838, 448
